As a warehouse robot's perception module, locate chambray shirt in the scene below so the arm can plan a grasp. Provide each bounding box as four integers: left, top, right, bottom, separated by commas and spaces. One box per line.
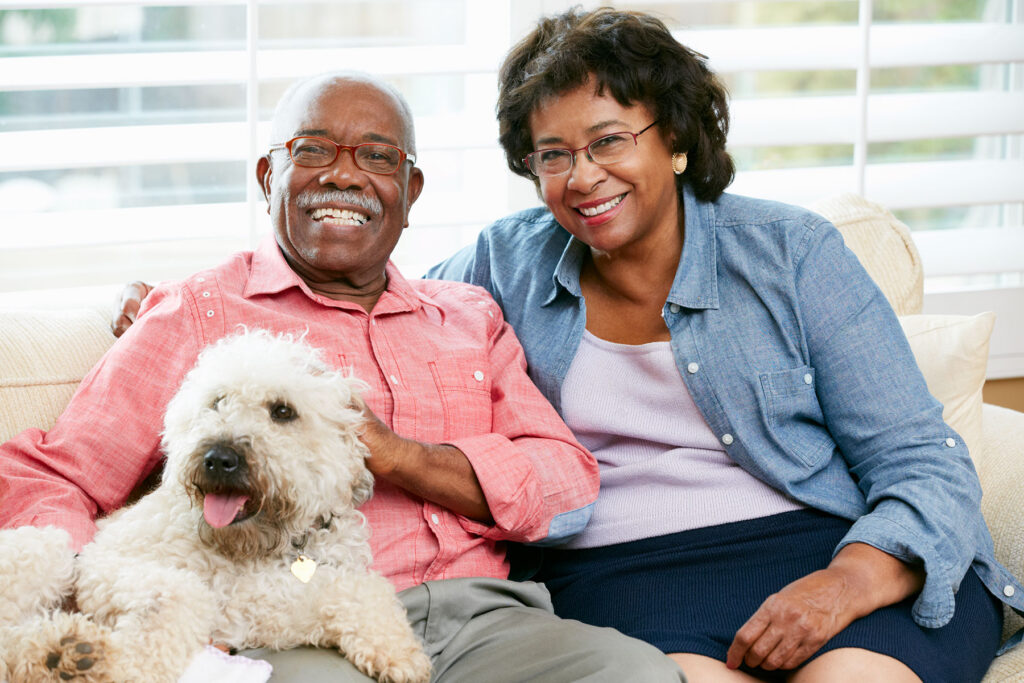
428, 185, 1024, 646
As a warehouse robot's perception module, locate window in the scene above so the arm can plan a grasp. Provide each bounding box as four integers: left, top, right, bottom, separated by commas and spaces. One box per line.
1, 0, 1022, 372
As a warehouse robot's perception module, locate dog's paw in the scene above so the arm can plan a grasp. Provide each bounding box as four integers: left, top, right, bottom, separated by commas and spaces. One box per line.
43, 635, 104, 681
376, 648, 432, 683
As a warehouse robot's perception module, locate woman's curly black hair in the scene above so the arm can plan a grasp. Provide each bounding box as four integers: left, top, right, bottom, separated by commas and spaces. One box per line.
497, 6, 734, 203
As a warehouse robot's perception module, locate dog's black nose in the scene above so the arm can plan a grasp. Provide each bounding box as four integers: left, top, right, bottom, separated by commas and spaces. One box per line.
204, 445, 241, 475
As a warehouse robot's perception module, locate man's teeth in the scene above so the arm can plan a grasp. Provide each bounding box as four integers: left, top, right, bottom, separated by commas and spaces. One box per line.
310, 208, 369, 225
578, 194, 625, 217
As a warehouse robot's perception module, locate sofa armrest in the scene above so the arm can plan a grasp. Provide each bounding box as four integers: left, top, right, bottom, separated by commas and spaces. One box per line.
978, 403, 1024, 647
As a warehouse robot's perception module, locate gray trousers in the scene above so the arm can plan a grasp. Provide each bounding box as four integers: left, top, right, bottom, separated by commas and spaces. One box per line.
244, 577, 685, 682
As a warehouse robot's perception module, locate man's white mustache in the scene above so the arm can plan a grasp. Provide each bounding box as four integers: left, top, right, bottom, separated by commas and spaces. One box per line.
296, 190, 382, 217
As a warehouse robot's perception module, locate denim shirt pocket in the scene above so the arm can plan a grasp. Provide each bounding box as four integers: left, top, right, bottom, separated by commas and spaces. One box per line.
428, 351, 493, 441
758, 366, 835, 468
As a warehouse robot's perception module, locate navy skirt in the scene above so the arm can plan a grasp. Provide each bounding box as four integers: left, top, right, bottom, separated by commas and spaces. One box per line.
536, 509, 1002, 682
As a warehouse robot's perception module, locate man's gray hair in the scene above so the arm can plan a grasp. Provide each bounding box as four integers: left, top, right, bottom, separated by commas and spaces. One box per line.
269, 71, 416, 154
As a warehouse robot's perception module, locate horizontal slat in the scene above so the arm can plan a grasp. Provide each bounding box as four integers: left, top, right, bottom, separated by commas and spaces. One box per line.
0, 238, 248, 292
915, 227, 1024, 278
732, 159, 1024, 210
0, 203, 249, 250
681, 23, 1024, 73
0, 45, 505, 91
729, 92, 1024, 146
1, 0, 243, 7
0, 114, 503, 172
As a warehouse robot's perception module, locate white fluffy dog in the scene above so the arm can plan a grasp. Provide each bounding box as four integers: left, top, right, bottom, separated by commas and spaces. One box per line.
0, 329, 431, 683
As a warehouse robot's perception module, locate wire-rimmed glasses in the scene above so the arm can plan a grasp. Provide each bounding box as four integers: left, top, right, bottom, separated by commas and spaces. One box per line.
523, 121, 659, 177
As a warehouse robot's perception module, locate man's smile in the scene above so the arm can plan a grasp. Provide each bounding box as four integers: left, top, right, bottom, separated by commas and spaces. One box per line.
310, 207, 370, 226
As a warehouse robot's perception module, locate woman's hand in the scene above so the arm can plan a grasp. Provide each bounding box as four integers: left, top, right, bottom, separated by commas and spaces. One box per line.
726, 542, 924, 672
111, 281, 153, 337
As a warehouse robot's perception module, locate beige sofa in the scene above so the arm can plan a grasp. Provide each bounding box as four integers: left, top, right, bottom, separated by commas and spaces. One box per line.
1, 194, 1022, 680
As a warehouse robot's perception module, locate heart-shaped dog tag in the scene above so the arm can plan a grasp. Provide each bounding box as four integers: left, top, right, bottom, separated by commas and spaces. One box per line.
290, 555, 317, 583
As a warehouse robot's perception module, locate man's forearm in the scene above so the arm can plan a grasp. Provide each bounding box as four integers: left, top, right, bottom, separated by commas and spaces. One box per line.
359, 413, 493, 523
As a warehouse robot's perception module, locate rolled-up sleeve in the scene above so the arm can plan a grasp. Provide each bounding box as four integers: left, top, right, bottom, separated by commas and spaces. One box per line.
0, 287, 201, 551
795, 219, 982, 627
449, 299, 598, 545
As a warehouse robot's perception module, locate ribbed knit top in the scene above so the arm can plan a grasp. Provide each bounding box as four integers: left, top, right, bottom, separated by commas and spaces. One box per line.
560, 330, 803, 549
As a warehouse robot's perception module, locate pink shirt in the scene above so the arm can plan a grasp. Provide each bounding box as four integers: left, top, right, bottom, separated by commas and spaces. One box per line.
0, 238, 598, 592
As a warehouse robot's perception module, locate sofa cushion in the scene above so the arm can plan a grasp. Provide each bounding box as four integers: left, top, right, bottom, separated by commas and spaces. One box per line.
810, 193, 924, 316
898, 312, 995, 470
0, 307, 115, 443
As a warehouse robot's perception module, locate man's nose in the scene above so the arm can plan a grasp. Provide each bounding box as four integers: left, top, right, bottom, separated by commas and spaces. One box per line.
317, 148, 367, 187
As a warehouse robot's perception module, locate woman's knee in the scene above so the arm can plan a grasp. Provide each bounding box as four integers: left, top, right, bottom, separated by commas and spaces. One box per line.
789, 648, 920, 683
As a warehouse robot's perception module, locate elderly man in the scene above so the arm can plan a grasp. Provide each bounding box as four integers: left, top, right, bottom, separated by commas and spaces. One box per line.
0, 73, 686, 682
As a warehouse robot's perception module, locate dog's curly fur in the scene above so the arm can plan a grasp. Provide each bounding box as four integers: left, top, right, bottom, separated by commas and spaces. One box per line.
0, 329, 431, 682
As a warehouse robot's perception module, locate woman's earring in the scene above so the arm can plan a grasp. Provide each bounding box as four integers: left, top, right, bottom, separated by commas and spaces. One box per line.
671, 152, 688, 175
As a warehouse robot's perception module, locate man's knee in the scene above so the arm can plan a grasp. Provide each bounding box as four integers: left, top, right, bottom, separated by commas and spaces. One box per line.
578, 626, 687, 681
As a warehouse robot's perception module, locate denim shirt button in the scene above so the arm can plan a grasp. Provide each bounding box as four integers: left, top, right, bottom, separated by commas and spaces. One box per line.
721, 433, 734, 445
669, 303, 681, 314
945, 437, 956, 448
1005, 585, 1016, 597
803, 373, 812, 385
687, 362, 699, 374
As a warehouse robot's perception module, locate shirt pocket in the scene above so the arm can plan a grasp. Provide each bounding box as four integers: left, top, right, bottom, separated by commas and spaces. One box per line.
757, 366, 835, 468
428, 351, 493, 441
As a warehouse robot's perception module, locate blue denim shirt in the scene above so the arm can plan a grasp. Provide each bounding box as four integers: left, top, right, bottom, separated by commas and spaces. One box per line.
428, 185, 1023, 646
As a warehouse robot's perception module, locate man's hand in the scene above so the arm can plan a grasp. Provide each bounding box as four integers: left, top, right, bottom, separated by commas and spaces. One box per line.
111, 281, 153, 337
357, 404, 493, 523
726, 542, 924, 672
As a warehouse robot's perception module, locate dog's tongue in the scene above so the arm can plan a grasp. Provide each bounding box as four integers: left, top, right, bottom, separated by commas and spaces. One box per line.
203, 493, 249, 528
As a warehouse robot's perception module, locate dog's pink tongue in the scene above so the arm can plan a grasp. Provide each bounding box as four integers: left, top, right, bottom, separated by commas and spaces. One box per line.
203, 493, 249, 528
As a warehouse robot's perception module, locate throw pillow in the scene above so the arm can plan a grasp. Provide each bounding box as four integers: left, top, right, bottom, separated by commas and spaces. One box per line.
898, 312, 995, 468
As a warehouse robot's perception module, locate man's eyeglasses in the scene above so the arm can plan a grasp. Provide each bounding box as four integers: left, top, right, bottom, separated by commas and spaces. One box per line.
269, 136, 416, 175
523, 121, 659, 178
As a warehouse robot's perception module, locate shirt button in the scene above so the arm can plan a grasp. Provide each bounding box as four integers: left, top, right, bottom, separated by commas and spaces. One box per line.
390, 374, 398, 384
206, 310, 214, 318
431, 514, 440, 525
202, 291, 211, 298
197, 277, 205, 283
687, 362, 699, 374
945, 437, 956, 448
473, 371, 484, 381
1004, 585, 1016, 597
721, 433, 734, 445
803, 373, 813, 385
668, 303, 681, 314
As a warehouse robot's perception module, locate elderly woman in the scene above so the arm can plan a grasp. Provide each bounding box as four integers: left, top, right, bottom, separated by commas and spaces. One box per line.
427, 7, 1020, 683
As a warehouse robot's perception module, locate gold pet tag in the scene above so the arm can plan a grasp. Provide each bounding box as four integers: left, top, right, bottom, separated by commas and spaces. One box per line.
290, 554, 317, 583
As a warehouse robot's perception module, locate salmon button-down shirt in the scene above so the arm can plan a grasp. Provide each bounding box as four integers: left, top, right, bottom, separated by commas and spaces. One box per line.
0, 238, 598, 592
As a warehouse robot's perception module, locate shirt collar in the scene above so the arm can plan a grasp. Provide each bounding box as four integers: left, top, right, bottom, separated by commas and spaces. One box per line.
668, 184, 719, 310
542, 184, 720, 310
244, 236, 439, 317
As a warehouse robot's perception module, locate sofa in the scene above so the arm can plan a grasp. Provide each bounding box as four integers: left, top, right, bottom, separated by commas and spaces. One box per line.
1, 193, 1022, 680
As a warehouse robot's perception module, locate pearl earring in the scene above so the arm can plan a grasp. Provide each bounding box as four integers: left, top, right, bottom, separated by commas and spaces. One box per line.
671, 152, 688, 175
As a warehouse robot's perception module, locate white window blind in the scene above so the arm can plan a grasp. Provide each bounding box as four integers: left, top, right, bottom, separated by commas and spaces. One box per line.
1, 0, 1022, 373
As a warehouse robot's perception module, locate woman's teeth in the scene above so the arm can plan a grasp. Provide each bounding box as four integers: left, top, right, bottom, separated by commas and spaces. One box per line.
310, 208, 369, 225
578, 194, 625, 217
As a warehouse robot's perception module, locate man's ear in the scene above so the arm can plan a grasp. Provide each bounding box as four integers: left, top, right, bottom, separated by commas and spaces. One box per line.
403, 166, 424, 228
256, 155, 273, 210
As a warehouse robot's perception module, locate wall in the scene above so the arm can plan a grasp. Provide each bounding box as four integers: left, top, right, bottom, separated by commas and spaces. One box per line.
984, 377, 1024, 413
